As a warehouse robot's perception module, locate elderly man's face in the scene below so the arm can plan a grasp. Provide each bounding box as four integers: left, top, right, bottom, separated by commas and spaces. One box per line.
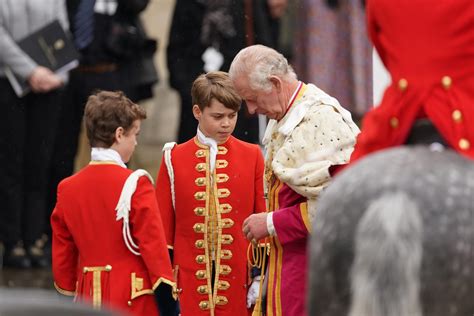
233, 76, 286, 120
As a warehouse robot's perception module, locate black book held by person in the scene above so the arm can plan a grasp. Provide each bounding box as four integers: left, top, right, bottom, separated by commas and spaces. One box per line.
4, 20, 79, 97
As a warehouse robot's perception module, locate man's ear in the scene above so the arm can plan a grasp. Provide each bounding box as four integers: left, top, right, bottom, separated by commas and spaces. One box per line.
114, 126, 125, 143
269, 75, 282, 92
192, 104, 202, 120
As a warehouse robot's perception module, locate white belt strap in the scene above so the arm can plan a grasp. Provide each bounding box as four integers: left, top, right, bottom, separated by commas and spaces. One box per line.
162, 142, 177, 211
115, 169, 154, 256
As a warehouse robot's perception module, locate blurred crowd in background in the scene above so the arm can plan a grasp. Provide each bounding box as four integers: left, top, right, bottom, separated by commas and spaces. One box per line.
0, 0, 371, 274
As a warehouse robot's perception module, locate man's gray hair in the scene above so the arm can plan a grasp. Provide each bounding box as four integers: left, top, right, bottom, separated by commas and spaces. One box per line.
229, 44, 297, 92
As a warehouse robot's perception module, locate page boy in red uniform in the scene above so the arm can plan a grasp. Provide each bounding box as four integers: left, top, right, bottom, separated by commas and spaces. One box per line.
155, 71, 266, 315
51, 90, 176, 315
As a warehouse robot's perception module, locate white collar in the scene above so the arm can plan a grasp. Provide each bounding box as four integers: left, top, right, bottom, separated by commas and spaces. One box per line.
196, 127, 218, 171
263, 83, 357, 145
90, 147, 127, 168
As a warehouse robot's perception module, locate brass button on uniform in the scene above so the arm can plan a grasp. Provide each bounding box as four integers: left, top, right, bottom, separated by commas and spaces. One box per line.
195, 240, 204, 248
452, 110, 462, 123
199, 301, 209, 310
194, 207, 205, 216
193, 223, 204, 233
105, 265, 112, 272
441, 75, 452, 89
195, 163, 206, 172
196, 270, 206, 279
390, 117, 399, 128
127, 301, 132, 306
398, 78, 408, 91
459, 138, 470, 150
195, 150, 205, 158
195, 192, 205, 200
197, 285, 208, 294
195, 177, 205, 186
196, 255, 205, 264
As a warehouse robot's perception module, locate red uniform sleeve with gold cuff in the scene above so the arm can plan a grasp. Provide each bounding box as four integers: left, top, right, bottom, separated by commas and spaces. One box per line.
130, 177, 176, 292
51, 183, 78, 296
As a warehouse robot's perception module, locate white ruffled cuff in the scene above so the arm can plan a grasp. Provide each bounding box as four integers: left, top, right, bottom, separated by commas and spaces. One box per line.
266, 213, 276, 237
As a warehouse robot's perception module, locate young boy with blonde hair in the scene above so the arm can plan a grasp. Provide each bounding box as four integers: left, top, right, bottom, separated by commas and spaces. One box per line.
156, 71, 266, 315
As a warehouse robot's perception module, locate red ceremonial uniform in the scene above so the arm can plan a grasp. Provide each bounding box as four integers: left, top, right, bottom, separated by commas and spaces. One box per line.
351, 0, 474, 161
156, 136, 266, 316
51, 162, 175, 316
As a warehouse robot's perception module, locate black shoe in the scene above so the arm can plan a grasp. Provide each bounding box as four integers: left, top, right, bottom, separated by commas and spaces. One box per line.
41, 234, 52, 259
29, 253, 49, 268
3, 242, 32, 269
28, 239, 50, 268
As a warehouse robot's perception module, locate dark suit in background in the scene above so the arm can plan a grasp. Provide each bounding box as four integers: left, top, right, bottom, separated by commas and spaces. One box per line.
46, 0, 158, 239
167, 0, 280, 144
0, 0, 68, 269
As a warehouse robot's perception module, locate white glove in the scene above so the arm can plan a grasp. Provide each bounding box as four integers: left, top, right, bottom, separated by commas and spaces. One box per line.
246, 276, 261, 308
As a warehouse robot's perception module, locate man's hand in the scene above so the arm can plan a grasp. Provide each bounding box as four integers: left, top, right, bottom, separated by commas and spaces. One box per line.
28, 66, 63, 93
267, 0, 288, 18
243, 213, 269, 242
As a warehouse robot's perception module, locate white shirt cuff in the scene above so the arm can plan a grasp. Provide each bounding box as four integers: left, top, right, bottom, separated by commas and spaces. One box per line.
266, 213, 276, 237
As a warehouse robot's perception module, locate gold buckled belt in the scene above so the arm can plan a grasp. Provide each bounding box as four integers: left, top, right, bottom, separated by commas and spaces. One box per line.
76, 63, 118, 73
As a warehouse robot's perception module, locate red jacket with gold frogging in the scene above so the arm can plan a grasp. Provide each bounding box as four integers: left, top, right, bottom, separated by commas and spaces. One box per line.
156, 136, 266, 316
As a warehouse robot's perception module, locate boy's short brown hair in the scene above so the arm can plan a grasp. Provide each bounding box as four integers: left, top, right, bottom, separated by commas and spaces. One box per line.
84, 90, 146, 148
191, 71, 242, 111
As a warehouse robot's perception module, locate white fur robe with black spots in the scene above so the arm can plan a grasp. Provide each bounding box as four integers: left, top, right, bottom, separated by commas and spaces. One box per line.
263, 83, 360, 225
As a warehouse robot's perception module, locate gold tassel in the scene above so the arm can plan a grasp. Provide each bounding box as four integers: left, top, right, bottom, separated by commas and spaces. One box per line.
248, 242, 268, 316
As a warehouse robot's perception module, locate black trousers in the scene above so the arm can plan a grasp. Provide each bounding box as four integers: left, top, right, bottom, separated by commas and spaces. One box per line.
0, 78, 62, 247
405, 119, 449, 147
45, 69, 125, 237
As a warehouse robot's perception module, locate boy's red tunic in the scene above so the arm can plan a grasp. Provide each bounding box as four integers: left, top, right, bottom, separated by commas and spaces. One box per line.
51, 162, 175, 316
155, 136, 266, 316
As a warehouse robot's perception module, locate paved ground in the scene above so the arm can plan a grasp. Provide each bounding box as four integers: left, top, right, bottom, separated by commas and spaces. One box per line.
0, 267, 53, 289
